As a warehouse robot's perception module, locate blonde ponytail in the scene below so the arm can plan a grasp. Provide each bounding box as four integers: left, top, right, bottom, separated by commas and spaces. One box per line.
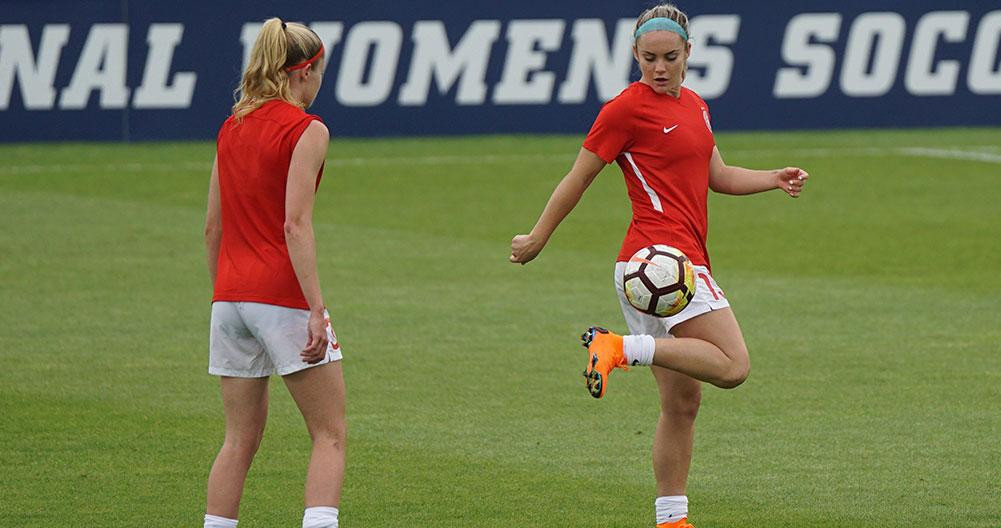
232, 18, 323, 121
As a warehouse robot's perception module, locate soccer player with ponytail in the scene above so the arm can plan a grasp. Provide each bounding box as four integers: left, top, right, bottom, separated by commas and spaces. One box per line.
510, 4, 808, 526
203, 18, 344, 528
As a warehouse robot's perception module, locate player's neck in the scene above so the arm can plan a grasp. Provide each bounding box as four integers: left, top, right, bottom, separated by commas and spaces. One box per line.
639, 78, 682, 99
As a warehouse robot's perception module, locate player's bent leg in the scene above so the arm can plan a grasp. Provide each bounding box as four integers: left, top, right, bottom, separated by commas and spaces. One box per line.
206, 376, 270, 520
282, 361, 347, 512
668, 307, 749, 389
639, 308, 748, 388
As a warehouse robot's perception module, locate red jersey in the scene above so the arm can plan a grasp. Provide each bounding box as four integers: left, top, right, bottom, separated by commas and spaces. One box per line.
583, 82, 715, 269
213, 99, 324, 310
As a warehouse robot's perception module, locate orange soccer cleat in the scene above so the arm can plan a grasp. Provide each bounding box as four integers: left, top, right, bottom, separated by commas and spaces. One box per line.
580, 326, 628, 399
657, 518, 694, 528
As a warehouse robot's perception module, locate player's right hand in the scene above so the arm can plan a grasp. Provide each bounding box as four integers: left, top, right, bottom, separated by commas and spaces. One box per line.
510, 233, 543, 264
301, 309, 329, 364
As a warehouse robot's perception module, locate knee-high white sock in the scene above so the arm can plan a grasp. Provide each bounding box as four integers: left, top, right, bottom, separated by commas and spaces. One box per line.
303, 506, 339, 528
623, 334, 655, 366
204, 514, 238, 528
655, 495, 688, 524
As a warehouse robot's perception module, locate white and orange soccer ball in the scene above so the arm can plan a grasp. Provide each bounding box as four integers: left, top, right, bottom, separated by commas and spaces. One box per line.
623, 244, 696, 317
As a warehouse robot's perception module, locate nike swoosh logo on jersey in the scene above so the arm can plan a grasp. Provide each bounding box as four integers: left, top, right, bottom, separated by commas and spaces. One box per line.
663, 125, 678, 134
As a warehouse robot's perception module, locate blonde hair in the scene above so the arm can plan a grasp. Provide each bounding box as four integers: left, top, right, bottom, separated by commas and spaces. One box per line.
635, 3, 690, 38
232, 18, 323, 120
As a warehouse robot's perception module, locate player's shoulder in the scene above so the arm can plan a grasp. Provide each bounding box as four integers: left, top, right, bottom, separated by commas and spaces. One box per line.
276, 101, 326, 140
681, 86, 709, 108
293, 119, 329, 155
608, 82, 648, 105
303, 119, 329, 141
598, 82, 646, 117
217, 114, 238, 140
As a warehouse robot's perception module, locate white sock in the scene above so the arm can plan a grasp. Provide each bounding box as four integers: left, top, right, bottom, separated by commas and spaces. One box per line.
303, 506, 339, 528
623, 334, 655, 366
204, 514, 238, 528
655, 495, 688, 524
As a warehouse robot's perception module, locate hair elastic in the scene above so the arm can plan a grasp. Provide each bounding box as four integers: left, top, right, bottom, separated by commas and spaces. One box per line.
285, 46, 325, 72
634, 17, 689, 41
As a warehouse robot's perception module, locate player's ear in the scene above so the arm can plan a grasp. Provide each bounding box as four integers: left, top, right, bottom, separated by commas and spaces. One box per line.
632, 44, 639, 62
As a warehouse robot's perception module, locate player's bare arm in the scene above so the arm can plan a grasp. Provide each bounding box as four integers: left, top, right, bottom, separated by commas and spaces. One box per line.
510, 147, 606, 264
204, 155, 222, 286
285, 120, 331, 361
708, 146, 808, 197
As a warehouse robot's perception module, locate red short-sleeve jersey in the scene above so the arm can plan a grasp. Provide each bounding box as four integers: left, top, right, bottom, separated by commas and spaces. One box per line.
213, 100, 324, 310
583, 82, 716, 269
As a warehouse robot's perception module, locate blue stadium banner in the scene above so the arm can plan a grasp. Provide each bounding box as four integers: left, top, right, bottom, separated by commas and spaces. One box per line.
1, 1, 999, 141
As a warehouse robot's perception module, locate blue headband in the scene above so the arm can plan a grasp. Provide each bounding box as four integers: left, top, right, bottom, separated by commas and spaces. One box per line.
634, 17, 689, 41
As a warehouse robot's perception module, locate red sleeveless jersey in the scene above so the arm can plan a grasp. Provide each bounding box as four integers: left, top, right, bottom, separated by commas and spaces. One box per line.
213, 100, 324, 310
583, 83, 716, 269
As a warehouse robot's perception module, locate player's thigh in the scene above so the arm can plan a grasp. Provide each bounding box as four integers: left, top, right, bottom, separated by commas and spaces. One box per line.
671, 307, 749, 367
219, 376, 270, 442
282, 361, 346, 439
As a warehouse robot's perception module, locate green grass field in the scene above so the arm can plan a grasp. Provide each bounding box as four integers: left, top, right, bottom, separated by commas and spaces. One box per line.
1, 128, 999, 527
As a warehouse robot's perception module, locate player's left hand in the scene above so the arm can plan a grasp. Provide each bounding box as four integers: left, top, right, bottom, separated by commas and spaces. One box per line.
301, 309, 329, 364
777, 167, 808, 198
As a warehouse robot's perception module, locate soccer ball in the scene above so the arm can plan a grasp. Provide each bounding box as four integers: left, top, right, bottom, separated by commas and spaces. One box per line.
622, 245, 696, 317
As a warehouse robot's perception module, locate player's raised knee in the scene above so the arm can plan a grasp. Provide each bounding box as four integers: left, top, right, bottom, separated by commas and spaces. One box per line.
716, 362, 750, 389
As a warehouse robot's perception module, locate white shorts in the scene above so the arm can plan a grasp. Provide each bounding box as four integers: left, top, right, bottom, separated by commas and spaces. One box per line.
614, 262, 730, 337
209, 301, 342, 377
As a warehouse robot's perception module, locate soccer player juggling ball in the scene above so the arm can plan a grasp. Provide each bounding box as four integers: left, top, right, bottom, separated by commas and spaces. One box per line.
203, 18, 346, 528
510, 4, 808, 527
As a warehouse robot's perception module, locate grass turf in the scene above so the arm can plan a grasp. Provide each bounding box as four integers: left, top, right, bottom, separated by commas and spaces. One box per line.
1, 128, 999, 527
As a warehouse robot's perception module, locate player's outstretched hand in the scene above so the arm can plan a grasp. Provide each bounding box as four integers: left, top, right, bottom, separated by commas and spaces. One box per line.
301, 309, 329, 364
777, 167, 808, 198
510, 233, 543, 264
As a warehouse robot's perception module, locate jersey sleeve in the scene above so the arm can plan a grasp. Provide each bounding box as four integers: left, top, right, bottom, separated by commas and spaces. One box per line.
582, 96, 634, 164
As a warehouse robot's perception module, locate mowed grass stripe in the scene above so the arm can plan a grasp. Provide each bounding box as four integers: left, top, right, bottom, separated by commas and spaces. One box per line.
4, 143, 1001, 177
